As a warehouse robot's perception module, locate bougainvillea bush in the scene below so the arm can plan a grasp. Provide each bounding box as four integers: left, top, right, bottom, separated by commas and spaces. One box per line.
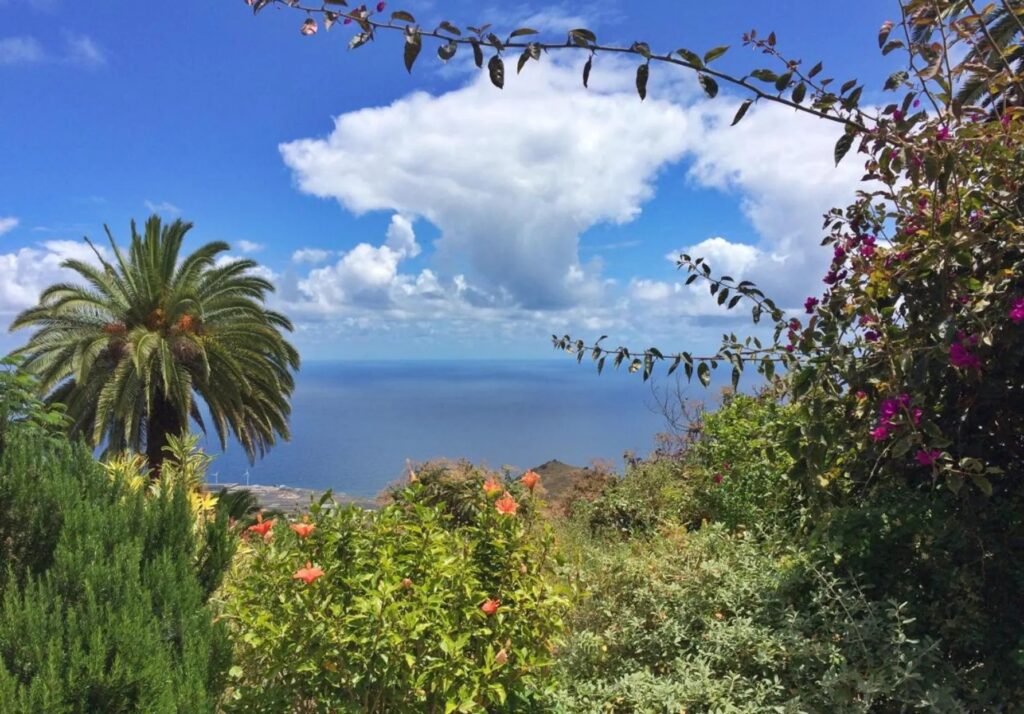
220, 478, 566, 713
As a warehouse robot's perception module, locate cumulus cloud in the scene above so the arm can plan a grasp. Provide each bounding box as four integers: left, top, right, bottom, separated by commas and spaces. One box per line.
281, 58, 691, 311
275, 55, 862, 352
0, 239, 105, 316
236, 239, 264, 254
0, 217, 18, 236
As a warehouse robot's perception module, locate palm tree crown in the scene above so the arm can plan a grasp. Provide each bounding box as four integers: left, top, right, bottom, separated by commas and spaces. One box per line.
10, 216, 300, 470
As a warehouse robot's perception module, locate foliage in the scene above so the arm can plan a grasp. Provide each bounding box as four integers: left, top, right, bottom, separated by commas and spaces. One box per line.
688, 393, 800, 531
0, 429, 234, 712
0, 357, 69, 454
9, 215, 300, 470
220, 481, 566, 713
552, 525, 959, 713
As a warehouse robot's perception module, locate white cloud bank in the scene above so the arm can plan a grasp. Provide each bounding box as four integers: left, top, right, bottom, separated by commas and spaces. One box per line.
275, 56, 862, 348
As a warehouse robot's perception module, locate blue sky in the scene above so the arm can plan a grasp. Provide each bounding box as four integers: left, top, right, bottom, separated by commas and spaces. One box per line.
0, 0, 898, 360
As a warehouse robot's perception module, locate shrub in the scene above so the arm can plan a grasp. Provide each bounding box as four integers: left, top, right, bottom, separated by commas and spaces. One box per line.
0, 430, 234, 712
552, 525, 958, 713
689, 392, 801, 531
221, 481, 567, 713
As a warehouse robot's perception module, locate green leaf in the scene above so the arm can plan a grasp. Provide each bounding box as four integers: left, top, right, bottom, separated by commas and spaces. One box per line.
510, 28, 539, 37
582, 55, 592, 87
488, 54, 505, 88
834, 132, 854, 166
703, 45, 729, 63
676, 48, 703, 68
391, 10, 415, 23
808, 61, 823, 78
438, 21, 461, 36
878, 20, 894, 49
775, 71, 792, 91
470, 38, 483, 68
636, 63, 649, 100
792, 82, 807, 104
631, 41, 651, 58
698, 74, 719, 98
732, 99, 753, 125
750, 69, 778, 83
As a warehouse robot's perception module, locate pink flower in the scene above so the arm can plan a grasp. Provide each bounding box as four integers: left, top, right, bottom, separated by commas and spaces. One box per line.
949, 340, 981, 370
1001, 113, 1012, 129
936, 125, 950, 141
785, 344, 795, 353
481, 598, 500, 616
376, 1, 386, 10
913, 99, 921, 108
1010, 298, 1024, 324
912, 408, 923, 426
713, 473, 723, 484
915, 449, 941, 466
804, 296, 819, 314
892, 109, 903, 121
870, 425, 890, 442
343, 15, 353, 24
864, 330, 879, 342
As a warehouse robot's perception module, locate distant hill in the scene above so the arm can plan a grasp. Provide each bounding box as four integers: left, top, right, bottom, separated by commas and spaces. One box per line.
529, 459, 617, 514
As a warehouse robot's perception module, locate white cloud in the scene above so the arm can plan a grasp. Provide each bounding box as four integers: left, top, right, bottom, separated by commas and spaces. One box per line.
236, 239, 264, 254
0, 217, 18, 236
292, 248, 332, 265
275, 56, 863, 354
63, 32, 105, 67
0, 32, 105, 67
280, 58, 691, 311
0, 239, 106, 316
144, 199, 180, 215
0, 37, 45, 65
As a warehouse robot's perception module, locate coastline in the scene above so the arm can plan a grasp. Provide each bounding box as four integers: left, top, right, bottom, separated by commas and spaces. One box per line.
209, 483, 379, 512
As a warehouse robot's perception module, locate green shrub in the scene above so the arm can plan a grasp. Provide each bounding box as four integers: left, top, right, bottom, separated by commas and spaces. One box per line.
221, 482, 567, 713
552, 525, 958, 713
689, 393, 801, 531
0, 430, 234, 712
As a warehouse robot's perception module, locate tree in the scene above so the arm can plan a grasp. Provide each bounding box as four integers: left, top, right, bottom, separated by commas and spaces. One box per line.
9, 215, 300, 472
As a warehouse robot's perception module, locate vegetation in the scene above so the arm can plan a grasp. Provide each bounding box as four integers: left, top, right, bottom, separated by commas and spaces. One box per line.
221, 481, 566, 712
1, 0, 1022, 711
10, 216, 299, 471
0, 400, 234, 712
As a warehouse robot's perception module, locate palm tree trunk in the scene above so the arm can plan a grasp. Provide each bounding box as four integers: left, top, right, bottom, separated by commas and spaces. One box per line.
146, 391, 182, 475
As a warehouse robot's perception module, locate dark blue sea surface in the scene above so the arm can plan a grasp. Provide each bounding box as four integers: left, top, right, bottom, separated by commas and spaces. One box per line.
201, 359, 715, 497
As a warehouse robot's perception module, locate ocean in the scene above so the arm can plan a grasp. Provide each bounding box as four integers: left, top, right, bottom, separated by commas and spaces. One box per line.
200, 359, 716, 497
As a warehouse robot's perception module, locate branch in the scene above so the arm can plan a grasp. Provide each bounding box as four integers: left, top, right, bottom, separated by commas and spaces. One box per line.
252, 0, 875, 132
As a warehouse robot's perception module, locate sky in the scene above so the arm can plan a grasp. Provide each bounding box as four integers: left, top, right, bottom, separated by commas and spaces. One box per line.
0, 0, 901, 360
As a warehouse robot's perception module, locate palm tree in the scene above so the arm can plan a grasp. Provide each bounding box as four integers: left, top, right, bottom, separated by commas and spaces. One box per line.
9, 216, 300, 472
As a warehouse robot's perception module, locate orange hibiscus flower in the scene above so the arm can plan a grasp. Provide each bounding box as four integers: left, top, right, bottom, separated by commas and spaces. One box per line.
495, 492, 518, 515
293, 561, 325, 585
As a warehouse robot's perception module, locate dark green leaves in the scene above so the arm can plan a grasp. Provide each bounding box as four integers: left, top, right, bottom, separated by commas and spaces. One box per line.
834, 132, 854, 165
488, 54, 505, 88
569, 28, 596, 46
403, 29, 422, 73
732, 99, 753, 125
470, 38, 483, 68
509, 27, 539, 38
517, 44, 540, 74
792, 82, 807, 104
437, 41, 457, 62
636, 63, 649, 100
631, 41, 652, 58
884, 70, 908, 91
697, 362, 711, 387
583, 55, 592, 88
391, 10, 415, 23
698, 74, 719, 98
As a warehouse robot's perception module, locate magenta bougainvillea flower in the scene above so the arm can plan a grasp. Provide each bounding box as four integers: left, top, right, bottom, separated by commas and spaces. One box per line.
949, 340, 981, 369
870, 425, 889, 441
1010, 298, 1024, 324
915, 449, 941, 466
936, 125, 951, 141
804, 296, 819, 313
